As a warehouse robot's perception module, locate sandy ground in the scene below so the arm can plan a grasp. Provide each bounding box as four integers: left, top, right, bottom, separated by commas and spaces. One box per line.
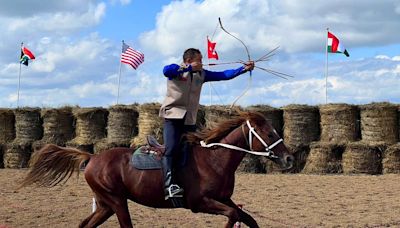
0, 169, 400, 228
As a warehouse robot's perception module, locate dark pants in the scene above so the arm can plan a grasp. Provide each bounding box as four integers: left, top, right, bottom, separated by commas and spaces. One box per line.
163, 118, 196, 159
162, 118, 196, 197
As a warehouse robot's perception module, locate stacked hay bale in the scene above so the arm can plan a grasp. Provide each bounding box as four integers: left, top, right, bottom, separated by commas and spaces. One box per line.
382, 143, 400, 174
33, 107, 74, 151
3, 143, 31, 168
282, 105, 320, 173
0, 109, 16, 144
4, 108, 42, 168
319, 104, 359, 143
302, 142, 343, 174
359, 102, 398, 144
342, 142, 384, 174
94, 105, 138, 153
203, 105, 241, 129
282, 105, 320, 147
66, 107, 108, 153
131, 103, 163, 147
0, 109, 15, 168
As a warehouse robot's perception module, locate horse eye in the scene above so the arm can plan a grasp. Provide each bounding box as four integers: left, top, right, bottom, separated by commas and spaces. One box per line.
268, 133, 274, 139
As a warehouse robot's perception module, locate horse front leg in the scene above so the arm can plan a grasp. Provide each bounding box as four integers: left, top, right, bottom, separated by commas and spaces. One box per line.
196, 197, 244, 228
223, 199, 259, 228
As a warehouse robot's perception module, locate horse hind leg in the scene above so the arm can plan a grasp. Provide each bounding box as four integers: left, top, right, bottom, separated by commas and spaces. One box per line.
79, 198, 114, 228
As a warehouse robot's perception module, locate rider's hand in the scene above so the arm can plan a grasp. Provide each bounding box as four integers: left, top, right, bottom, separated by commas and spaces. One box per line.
190, 62, 203, 72
244, 61, 255, 72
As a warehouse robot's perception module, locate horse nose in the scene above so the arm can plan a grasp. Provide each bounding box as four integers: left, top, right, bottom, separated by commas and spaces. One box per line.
284, 154, 294, 168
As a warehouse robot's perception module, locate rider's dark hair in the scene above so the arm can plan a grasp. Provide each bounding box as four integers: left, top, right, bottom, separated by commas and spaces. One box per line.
183, 48, 201, 62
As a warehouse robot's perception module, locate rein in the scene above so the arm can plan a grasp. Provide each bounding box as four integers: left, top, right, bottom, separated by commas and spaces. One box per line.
200, 120, 282, 159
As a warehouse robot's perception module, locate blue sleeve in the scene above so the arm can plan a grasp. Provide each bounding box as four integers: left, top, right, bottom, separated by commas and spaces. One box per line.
204, 66, 246, 82
163, 64, 192, 80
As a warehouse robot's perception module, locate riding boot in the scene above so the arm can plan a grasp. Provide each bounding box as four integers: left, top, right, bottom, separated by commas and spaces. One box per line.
161, 156, 184, 200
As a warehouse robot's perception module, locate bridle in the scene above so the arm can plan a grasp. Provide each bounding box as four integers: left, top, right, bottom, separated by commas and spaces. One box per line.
200, 120, 283, 159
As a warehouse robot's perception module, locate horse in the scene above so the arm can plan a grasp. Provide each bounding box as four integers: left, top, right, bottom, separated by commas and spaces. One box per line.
20, 111, 294, 228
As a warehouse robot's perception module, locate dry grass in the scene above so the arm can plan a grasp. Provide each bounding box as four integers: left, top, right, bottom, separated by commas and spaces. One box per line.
302, 142, 343, 174
14, 108, 42, 144
0, 109, 15, 144
131, 103, 163, 146
342, 142, 385, 174
319, 103, 359, 143
70, 107, 108, 145
282, 104, 320, 148
359, 102, 398, 144
107, 104, 138, 144
383, 143, 400, 174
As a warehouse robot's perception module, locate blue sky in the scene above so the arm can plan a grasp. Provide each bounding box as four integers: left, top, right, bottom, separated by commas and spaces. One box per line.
0, 0, 399, 108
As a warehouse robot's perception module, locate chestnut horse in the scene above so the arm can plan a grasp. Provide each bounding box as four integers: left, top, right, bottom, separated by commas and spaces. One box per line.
20, 111, 293, 228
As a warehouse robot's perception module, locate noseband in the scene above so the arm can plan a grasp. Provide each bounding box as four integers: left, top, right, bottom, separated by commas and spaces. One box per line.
200, 120, 283, 159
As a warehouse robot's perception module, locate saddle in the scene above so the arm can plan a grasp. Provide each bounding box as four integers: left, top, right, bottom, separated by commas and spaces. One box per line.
131, 135, 188, 170
131, 136, 165, 170
145, 135, 165, 156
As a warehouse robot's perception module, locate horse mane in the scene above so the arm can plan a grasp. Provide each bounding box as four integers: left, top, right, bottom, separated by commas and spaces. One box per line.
186, 111, 267, 144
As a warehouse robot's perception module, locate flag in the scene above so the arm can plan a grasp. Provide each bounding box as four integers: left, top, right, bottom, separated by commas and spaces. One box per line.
207, 37, 219, 60
327, 31, 349, 57
20, 46, 35, 66
121, 41, 144, 69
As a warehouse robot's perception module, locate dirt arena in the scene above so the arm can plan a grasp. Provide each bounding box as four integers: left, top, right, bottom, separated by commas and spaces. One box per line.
0, 169, 399, 228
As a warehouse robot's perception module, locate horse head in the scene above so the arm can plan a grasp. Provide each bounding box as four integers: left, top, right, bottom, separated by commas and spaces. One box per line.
243, 112, 294, 170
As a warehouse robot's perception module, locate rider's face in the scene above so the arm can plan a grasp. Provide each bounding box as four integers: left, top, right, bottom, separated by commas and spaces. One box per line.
186, 53, 202, 64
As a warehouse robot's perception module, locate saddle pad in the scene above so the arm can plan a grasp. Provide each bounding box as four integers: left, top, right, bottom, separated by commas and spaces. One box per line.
131, 147, 162, 170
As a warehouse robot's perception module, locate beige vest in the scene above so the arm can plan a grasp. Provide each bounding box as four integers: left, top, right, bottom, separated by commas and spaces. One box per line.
159, 70, 205, 125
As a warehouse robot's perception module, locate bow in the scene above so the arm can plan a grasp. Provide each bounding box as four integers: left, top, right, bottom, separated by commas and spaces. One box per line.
218, 17, 252, 110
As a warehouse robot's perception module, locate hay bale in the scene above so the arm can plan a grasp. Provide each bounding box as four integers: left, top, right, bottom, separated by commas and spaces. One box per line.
32, 107, 75, 151
282, 105, 320, 148
382, 143, 400, 174
0, 109, 15, 144
107, 105, 138, 144
342, 142, 384, 174
65, 141, 93, 154
3, 141, 31, 168
132, 103, 163, 146
93, 139, 130, 154
237, 154, 265, 173
14, 108, 43, 143
246, 105, 283, 136
70, 107, 108, 145
359, 102, 398, 144
204, 105, 242, 129
302, 142, 343, 174
319, 104, 359, 143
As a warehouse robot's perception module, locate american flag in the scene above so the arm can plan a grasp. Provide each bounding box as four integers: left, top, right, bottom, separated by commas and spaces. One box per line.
121, 41, 144, 69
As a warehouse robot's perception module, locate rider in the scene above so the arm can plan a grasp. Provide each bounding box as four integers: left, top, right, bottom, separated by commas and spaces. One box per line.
159, 48, 254, 200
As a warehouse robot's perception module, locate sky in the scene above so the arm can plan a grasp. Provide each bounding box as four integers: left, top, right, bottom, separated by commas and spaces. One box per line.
0, 0, 399, 108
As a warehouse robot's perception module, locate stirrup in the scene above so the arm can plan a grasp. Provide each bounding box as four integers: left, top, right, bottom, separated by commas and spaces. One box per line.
165, 184, 184, 200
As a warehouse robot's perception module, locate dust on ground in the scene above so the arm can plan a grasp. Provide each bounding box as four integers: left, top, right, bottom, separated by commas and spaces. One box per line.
0, 169, 399, 228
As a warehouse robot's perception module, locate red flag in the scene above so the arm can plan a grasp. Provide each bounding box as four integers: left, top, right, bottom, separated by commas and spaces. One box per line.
207, 37, 219, 60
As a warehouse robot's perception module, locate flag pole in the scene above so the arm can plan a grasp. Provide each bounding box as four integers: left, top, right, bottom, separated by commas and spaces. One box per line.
116, 40, 123, 105
325, 28, 329, 104
17, 42, 23, 108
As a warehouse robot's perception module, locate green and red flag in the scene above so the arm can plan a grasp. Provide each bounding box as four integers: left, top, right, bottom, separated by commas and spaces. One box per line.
327, 31, 349, 57
20, 46, 35, 66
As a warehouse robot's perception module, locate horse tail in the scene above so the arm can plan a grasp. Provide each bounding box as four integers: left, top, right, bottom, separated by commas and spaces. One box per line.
19, 144, 92, 188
